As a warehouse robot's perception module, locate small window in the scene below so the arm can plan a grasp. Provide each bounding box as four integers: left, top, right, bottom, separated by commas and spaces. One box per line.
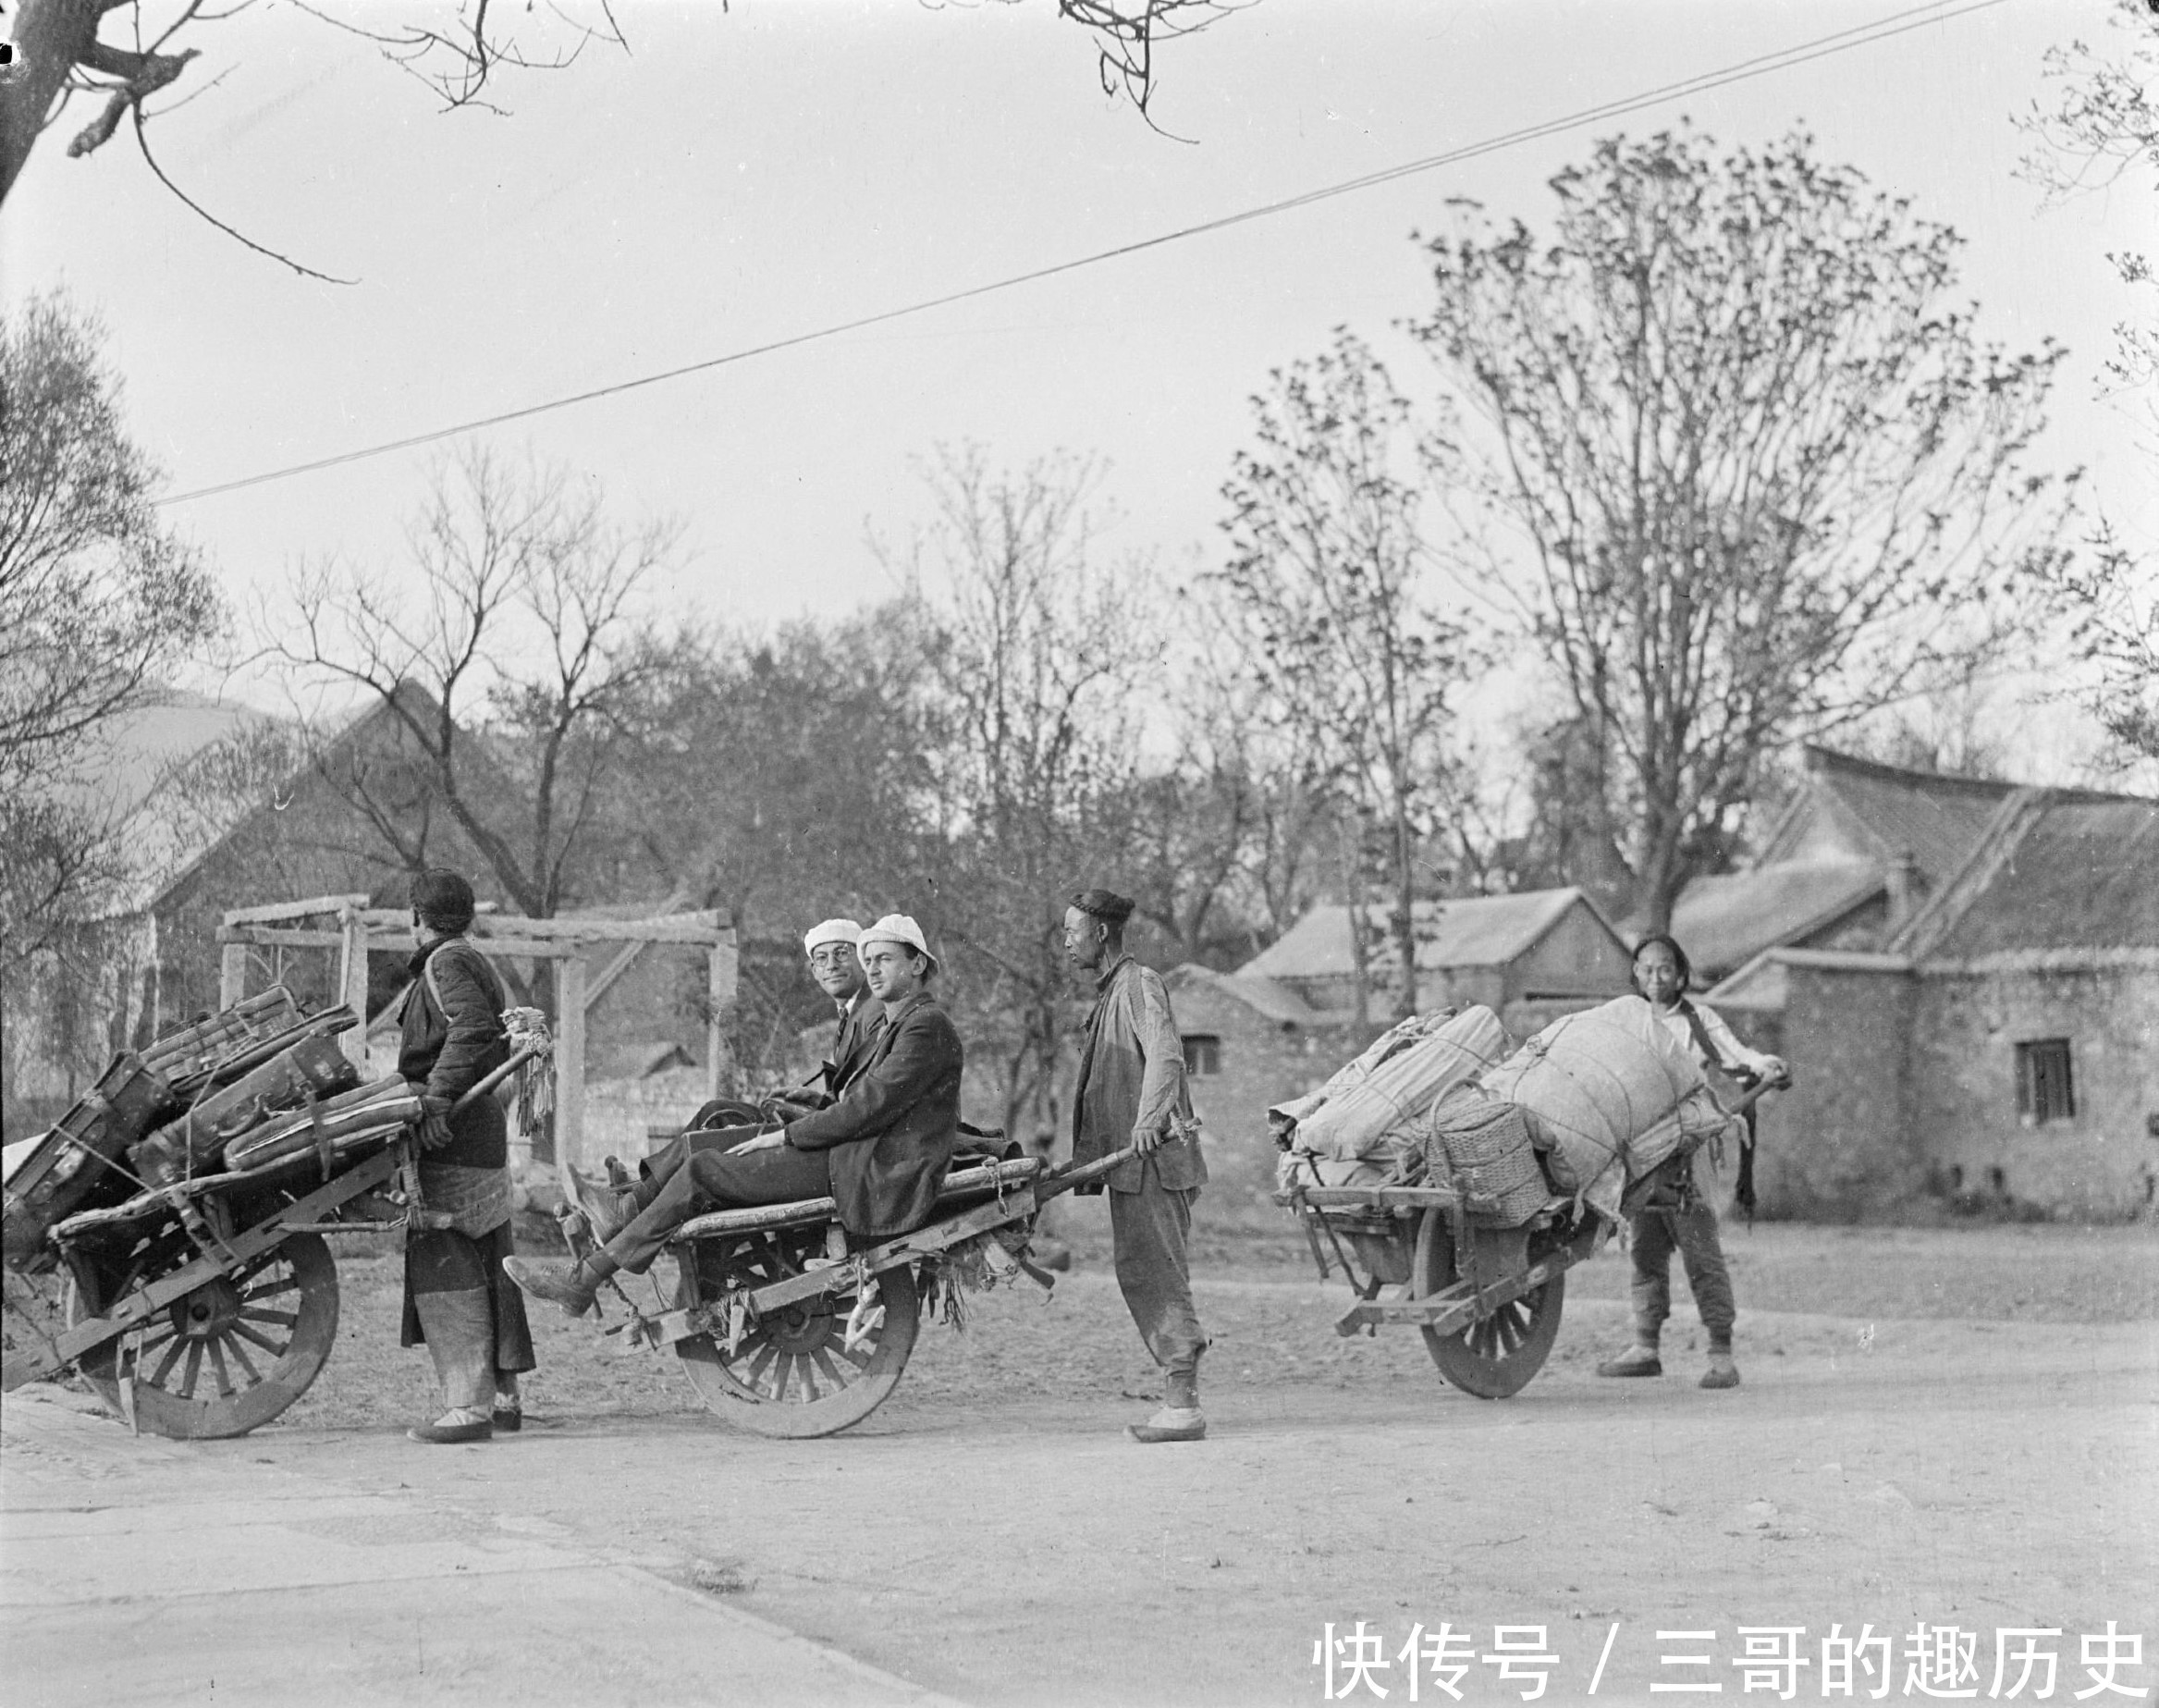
2016, 1039, 2075, 1125
1182, 1034, 1221, 1077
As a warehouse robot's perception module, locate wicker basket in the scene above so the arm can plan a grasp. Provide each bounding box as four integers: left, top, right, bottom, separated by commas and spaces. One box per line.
1416, 1092, 1550, 1226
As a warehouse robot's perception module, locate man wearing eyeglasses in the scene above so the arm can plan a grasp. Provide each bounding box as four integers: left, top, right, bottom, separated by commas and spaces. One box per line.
508, 913, 963, 1319
572, 917, 888, 1231
799, 917, 886, 1107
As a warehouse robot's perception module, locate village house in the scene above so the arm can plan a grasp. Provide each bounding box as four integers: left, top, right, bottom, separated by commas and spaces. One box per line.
1694, 750, 2159, 1221
1, 689, 729, 1150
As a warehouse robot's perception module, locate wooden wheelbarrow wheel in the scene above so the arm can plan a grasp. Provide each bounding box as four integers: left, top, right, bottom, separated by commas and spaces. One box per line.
673, 1225, 920, 1439
1411, 1210, 1565, 1400
69, 1233, 342, 1440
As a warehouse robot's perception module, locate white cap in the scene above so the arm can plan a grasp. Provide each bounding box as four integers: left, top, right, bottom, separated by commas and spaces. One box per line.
858, 913, 938, 971
803, 918, 864, 956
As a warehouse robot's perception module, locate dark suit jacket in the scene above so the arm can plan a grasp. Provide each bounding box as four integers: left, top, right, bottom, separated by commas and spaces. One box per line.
825, 994, 887, 1100
783, 992, 963, 1238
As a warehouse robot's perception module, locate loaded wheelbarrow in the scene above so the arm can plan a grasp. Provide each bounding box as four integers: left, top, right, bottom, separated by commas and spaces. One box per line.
1, 991, 548, 1440
573, 1137, 1141, 1439
1275, 1068, 1779, 1402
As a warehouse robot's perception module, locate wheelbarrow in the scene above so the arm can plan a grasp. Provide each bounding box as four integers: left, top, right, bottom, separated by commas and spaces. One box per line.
1275, 1077, 1780, 1399
581, 1140, 1145, 1439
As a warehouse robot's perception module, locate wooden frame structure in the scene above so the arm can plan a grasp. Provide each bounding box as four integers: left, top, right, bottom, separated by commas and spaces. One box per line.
215, 894, 737, 1166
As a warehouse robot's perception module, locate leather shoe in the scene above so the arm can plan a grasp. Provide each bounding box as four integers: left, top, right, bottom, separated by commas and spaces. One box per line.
1699, 1354, 1741, 1390
1127, 1406, 1207, 1444
1596, 1346, 1663, 1378
564, 1164, 630, 1245
492, 1407, 522, 1432
408, 1418, 493, 1444
503, 1256, 599, 1316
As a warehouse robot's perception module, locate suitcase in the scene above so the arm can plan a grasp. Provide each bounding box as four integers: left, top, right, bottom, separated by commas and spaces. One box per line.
3, 1053, 177, 1272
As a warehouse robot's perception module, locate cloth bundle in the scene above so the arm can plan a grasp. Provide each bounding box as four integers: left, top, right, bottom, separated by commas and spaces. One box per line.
1477, 996, 1737, 1222
221, 1076, 421, 1173
1273, 1006, 1512, 1189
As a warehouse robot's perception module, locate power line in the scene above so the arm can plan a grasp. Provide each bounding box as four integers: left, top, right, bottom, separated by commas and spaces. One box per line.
159, 0, 2006, 508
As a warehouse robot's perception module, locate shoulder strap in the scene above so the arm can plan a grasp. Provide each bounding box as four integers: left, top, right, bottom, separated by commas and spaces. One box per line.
423, 939, 504, 1021
1674, 999, 1732, 1074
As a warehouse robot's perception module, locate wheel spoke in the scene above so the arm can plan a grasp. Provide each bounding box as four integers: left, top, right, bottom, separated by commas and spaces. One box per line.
240, 1276, 299, 1303
222, 1333, 264, 1386
239, 1306, 298, 1328
796, 1355, 822, 1401
743, 1340, 780, 1395
148, 1337, 188, 1388
230, 1320, 286, 1358
178, 1341, 204, 1400
811, 1346, 850, 1389
206, 1337, 236, 1398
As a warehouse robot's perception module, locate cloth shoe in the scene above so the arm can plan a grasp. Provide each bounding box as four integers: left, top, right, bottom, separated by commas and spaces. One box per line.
1699, 1352, 1741, 1390
1595, 1344, 1664, 1378
1127, 1406, 1207, 1444
491, 1405, 522, 1432
409, 1411, 493, 1444
564, 1164, 631, 1246
503, 1256, 601, 1317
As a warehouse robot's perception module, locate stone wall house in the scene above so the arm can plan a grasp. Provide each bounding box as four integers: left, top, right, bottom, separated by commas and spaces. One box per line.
1708, 783, 2159, 1221
1661, 746, 2039, 984
1160, 965, 1358, 1210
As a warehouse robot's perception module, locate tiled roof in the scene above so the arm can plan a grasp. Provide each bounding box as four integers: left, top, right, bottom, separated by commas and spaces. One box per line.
1239, 889, 1612, 980
1166, 965, 1322, 1027
1793, 747, 2021, 884
1658, 861, 1885, 979
1927, 797, 2159, 955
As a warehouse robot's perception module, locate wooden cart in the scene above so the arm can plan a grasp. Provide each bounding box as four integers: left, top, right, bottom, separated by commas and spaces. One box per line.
5, 1133, 417, 1438
602, 1143, 1135, 1440
1277, 1075, 1778, 1399
3, 1131, 1123, 1443
1277, 1174, 1611, 1398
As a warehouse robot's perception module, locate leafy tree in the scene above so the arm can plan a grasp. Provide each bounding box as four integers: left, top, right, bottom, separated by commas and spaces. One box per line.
1216, 329, 1467, 1020
1410, 127, 2070, 929
0, 291, 224, 973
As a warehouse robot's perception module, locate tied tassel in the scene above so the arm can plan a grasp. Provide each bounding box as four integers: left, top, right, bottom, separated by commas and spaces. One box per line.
503, 1008, 555, 1138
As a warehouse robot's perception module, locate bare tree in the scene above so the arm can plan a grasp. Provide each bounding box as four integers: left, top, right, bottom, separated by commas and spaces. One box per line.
2016, 0, 2158, 776
879, 445, 1157, 1139
1411, 127, 2070, 929
264, 446, 686, 920
0, 292, 224, 968
1123, 619, 1341, 967
1, 0, 1249, 257
1216, 330, 1466, 1020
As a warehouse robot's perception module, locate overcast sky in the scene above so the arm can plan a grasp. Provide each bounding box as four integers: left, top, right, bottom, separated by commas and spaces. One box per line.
4, 0, 2149, 774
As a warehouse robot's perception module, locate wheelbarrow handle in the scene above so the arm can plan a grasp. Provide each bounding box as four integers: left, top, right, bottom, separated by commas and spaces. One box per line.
448, 1043, 544, 1114
1034, 1143, 1144, 1205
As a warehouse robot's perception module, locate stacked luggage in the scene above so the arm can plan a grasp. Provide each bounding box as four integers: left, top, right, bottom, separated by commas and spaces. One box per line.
2, 989, 386, 1272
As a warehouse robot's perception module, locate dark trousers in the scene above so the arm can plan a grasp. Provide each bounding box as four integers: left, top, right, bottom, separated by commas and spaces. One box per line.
1627, 1201, 1736, 1347
1109, 1160, 1207, 1381
640, 1124, 761, 1186
604, 1143, 832, 1275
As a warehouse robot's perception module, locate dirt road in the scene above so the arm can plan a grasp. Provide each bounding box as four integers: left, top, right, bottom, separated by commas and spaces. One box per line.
7, 1225, 2155, 1705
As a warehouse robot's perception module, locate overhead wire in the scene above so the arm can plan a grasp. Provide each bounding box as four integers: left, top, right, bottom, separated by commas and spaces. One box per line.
157, 0, 2006, 507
